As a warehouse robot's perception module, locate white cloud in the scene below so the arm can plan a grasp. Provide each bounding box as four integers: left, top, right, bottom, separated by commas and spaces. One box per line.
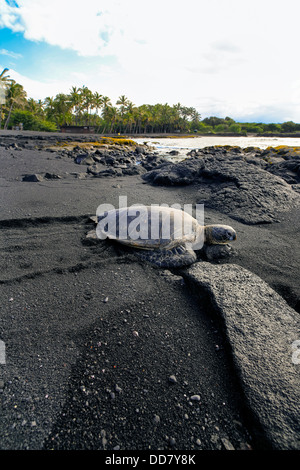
1, 0, 300, 121
0, 48, 22, 59
0, 0, 24, 32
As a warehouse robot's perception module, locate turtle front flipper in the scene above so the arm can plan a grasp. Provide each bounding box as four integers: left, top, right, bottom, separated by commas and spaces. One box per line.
134, 245, 197, 268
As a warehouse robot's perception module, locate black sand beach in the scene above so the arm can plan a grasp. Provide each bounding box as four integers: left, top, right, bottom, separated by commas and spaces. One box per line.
0, 131, 299, 452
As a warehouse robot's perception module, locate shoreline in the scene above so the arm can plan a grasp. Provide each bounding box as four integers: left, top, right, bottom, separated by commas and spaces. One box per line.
2, 129, 300, 139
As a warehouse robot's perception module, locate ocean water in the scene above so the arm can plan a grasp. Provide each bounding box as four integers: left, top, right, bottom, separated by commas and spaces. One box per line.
134, 135, 300, 161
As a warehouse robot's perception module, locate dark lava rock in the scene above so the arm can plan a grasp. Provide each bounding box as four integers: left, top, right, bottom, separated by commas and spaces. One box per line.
143, 153, 300, 224
86, 164, 106, 175
198, 155, 300, 224
134, 145, 147, 155
75, 154, 95, 165
122, 165, 147, 176
266, 159, 300, 184
22, 174, 44, 182
93, 168, 123, 178
181, 262, 300, 450
142, 157, 204, 185
44, 173, 62, 180
141, 155, 171, 171
8, 142, 22, 150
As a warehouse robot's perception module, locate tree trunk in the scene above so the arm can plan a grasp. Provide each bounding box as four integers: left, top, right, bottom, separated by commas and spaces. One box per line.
4, 103, 13, 129
109, 118, 115, 133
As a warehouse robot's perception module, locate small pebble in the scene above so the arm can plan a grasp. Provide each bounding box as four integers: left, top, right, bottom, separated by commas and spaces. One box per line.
168, 375, 177, 383
221, 437, 235, 450
190, 394, 201, 401
153, 415, 160, 424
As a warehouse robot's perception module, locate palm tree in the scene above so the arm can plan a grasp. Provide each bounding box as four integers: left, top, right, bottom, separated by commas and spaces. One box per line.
145, 105, 156, 133
149, 104, 165, 133
142, 105, 154, 133
189, 107, 201, 130
69, 86, 81, 124
101, 95, 111, 112
79, 86, 94, 125
110, 106, 120, 133
116, 95, 129, 118
93, 92, 103, 115
0, 68, 10, 81
172, 103, 183, 131
123, 101, 137, 133
26, 98, 45, 118
0, 68, 13, 129
103, 105, 118, 133
137, 104, 153, 134
44, 96, 55, 121
51, 93, 72, 127
116, 95, 130, 128
100, 96, 112, 133
4, 81, 27, 129
134, 105, 148, 134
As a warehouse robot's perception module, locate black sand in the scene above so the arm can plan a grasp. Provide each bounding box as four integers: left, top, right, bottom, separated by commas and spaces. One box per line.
0, 131, 299, 451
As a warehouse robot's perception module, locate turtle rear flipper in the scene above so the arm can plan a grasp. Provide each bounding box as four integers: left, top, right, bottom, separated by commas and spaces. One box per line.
134, 245, 197, 268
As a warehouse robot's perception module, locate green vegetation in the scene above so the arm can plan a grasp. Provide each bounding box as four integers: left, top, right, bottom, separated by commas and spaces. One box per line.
0, 68, 58, 131
1, 68, 300, 135
201, 117, 300, 135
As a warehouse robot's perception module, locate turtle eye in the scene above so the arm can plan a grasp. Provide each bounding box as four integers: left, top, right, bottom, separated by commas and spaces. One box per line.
227, 230, 236, 240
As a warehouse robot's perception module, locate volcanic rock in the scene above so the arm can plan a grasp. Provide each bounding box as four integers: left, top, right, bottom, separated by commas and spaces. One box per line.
143, 153, 300, 224
22, 173, 44, 182
181, 262, 300, 450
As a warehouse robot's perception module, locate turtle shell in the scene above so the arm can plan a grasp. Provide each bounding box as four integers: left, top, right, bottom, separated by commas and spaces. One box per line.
96, 205, 199, 250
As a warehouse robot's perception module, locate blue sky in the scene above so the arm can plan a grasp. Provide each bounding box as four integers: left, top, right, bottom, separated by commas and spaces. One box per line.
1, 0, 300, 123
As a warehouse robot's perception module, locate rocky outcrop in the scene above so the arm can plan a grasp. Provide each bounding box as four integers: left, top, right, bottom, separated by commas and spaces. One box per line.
22, 172, 62, 182
198, 155, 300, 224
181, 262, 300, 450
142, 151, 300, 224
142, 157, 204, 185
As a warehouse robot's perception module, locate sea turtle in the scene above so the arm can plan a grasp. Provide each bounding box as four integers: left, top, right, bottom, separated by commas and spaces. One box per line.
96, 205, 236, 268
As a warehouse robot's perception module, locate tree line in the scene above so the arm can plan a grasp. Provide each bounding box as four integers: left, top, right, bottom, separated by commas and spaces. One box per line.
1, 68, 300, 135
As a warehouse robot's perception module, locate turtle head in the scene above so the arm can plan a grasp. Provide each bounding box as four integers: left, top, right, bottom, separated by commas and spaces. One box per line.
204, 225, 237, 245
